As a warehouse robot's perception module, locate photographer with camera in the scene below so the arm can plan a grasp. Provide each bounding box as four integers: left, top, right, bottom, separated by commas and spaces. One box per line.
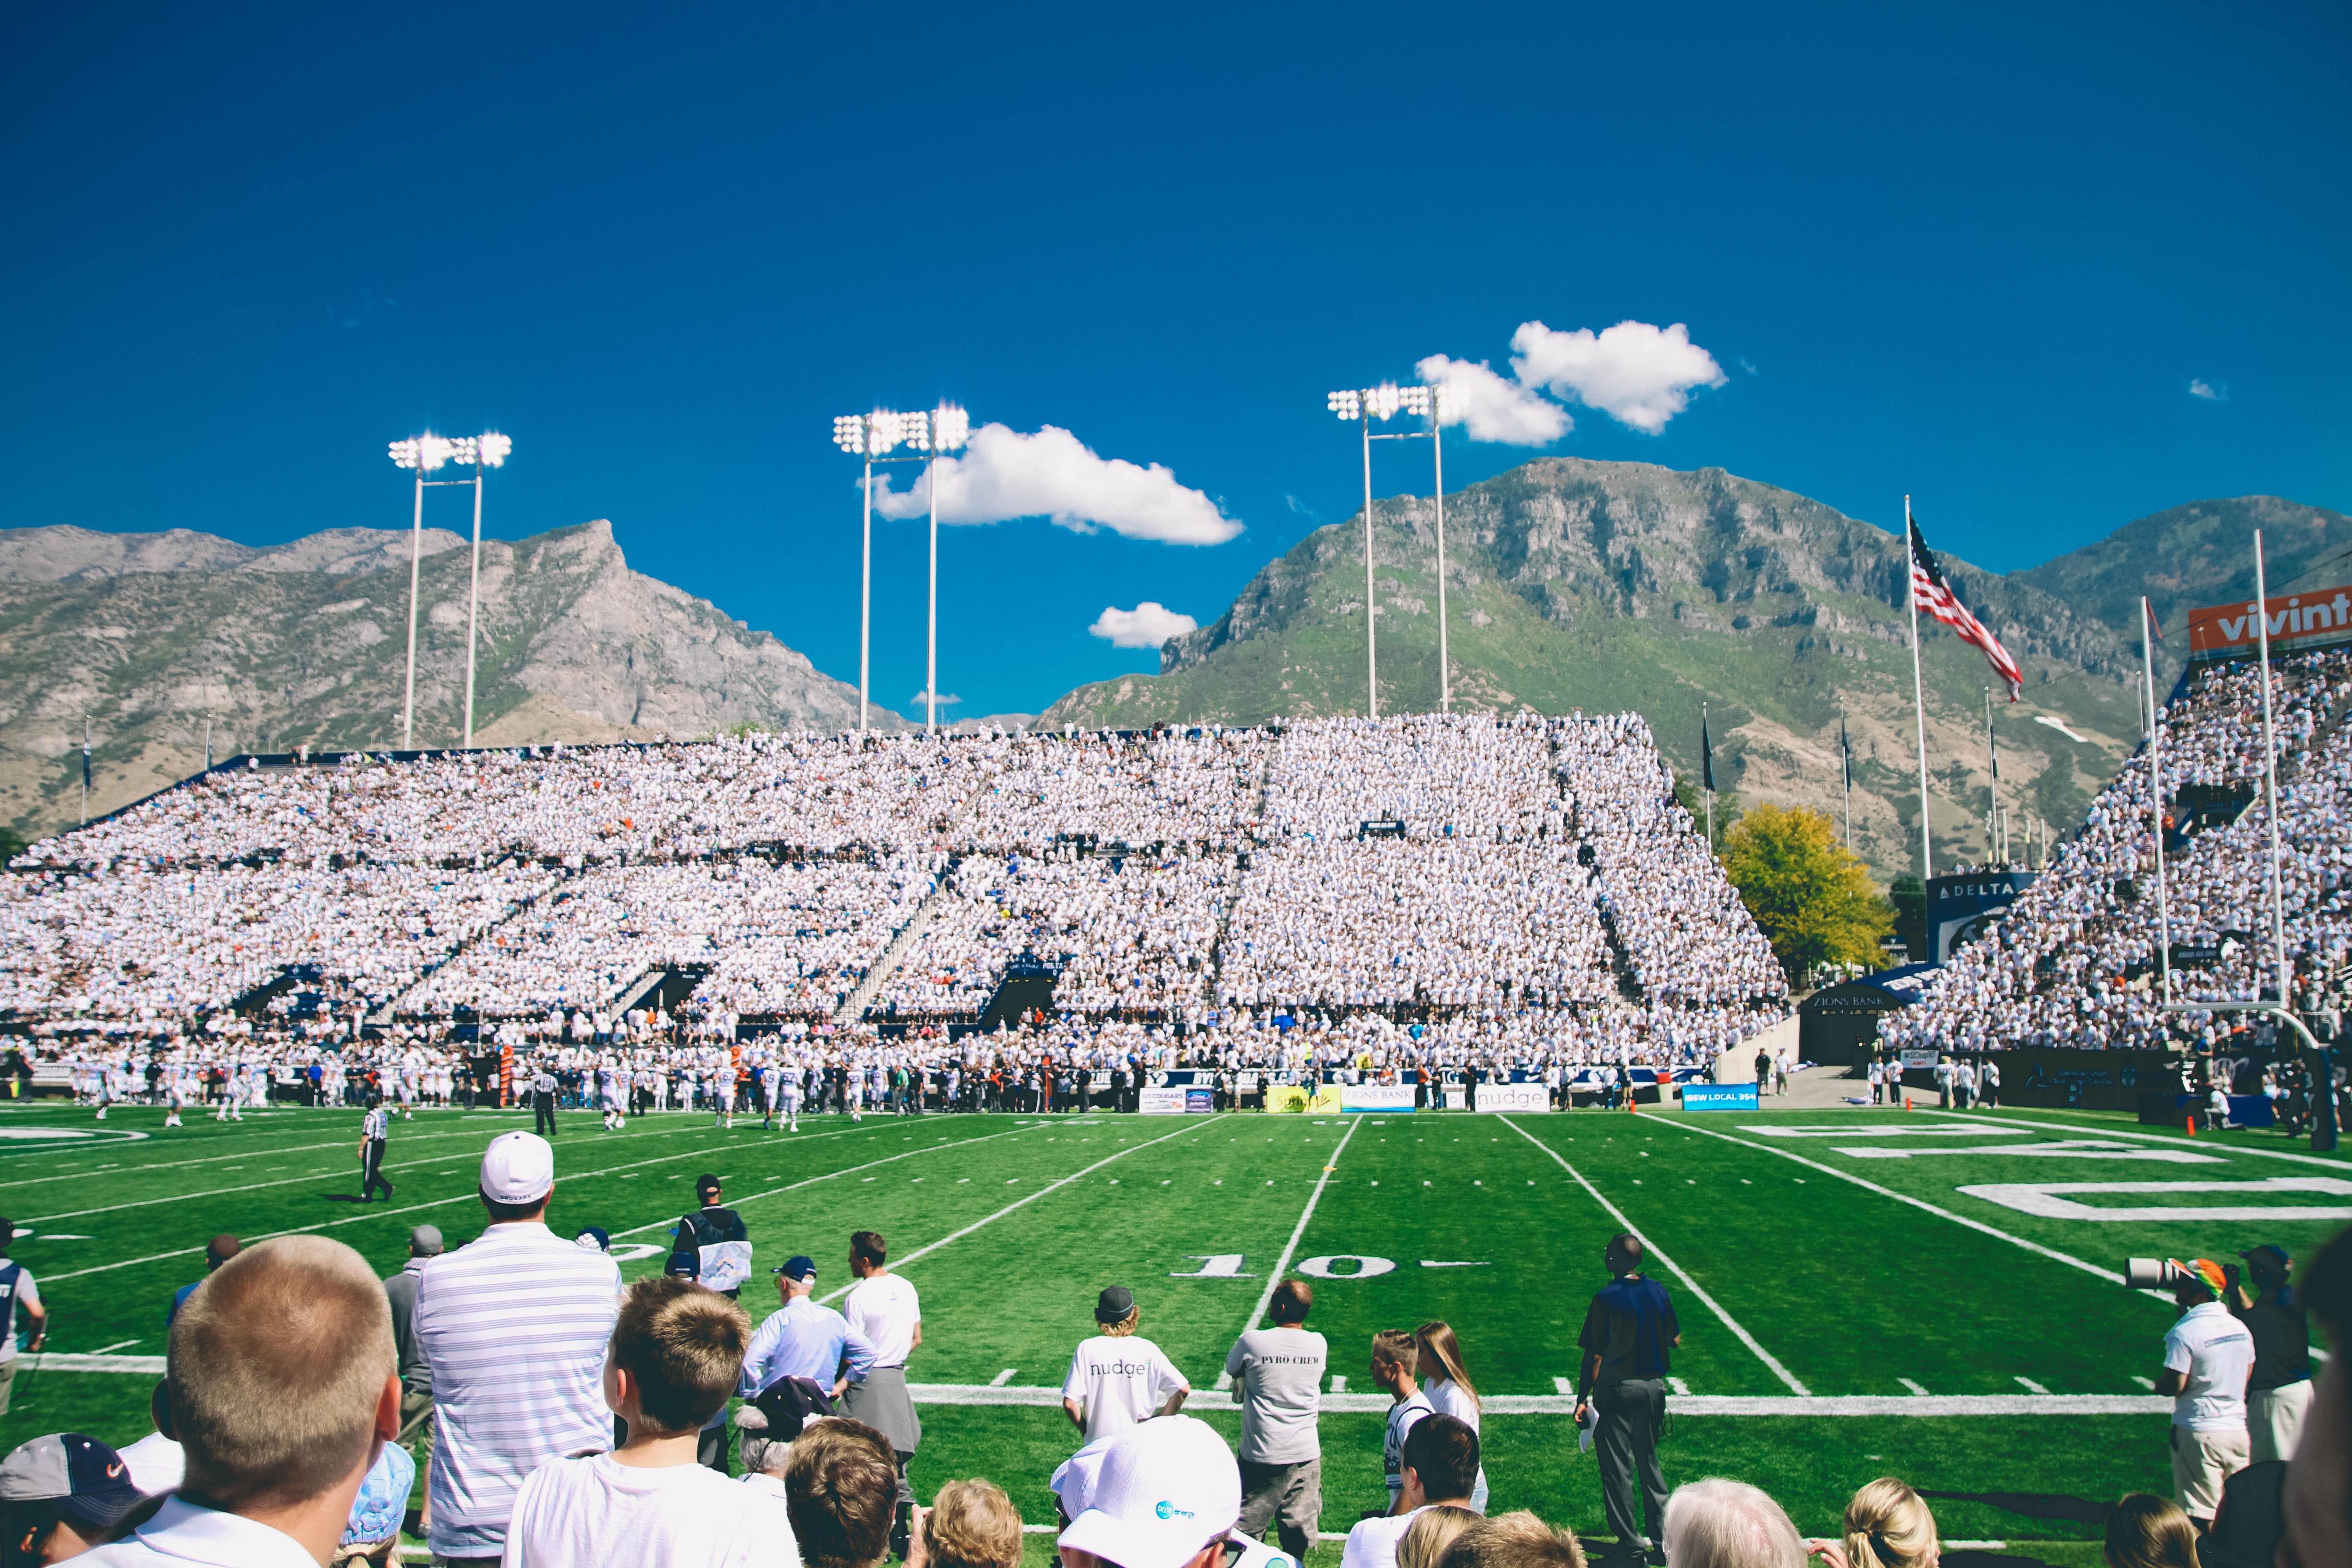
2151, 1258, 2254, 1529
2227, 1244, 2312, 1462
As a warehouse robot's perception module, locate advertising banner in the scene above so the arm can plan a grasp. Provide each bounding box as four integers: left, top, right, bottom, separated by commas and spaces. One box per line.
2187, 584, 2352, 661
1340, 1083, 1416, 1113
1139, 1087, 1188, 1115
1681, 1083, 1759, 1112
1444, 1088, 1468, 1110
1186, 1088, 1216, 1114
1474, 1082, 1549, 1113
1267, 1084, 1344, 1114
1926, 871, 2037, 964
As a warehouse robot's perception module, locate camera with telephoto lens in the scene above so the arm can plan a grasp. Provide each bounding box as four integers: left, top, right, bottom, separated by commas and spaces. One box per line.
2124, 1257, 2232, 1290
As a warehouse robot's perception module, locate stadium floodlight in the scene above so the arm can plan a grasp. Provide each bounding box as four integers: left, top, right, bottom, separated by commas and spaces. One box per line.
832, 402, 972, 735
1326, 380, 1460, 718
388, 429, 513, 751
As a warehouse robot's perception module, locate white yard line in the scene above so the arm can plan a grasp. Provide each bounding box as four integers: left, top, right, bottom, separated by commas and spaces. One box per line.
1501, 1117, 1810, 1396
1899, 1378, 1931, 1396
1955, 1111, 2352, 1171
0, 1124, 504, 1191
612, 1122, 1050, 1236
1236, 1117, 1362, 1335
1652, 1115, 2133, 1286
39, 1118, 1011, 1284
818, 1116, 1226, 1305
2015, 1376, 2051, 1393
991, 1368, 1018, 1387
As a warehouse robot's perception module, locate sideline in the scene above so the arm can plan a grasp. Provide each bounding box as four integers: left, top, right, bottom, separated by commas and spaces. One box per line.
1235, 1117, 1361, 1335
39, 1117, 1027, 1285
819, 1115, 1227, 1305
1500, 1116, 1810, 1396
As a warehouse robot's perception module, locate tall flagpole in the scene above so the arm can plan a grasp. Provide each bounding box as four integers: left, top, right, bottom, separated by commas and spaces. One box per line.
2142, 594, 2172, 1002
2254, 531, 2290, 1006
1362, 410, 1377, 720
1906, 495, 1933, 881
1841, 702, 1852, 855
1702, 700, 1713, 849
1983, 686, 1997, 862
1432, 411, 1449, 715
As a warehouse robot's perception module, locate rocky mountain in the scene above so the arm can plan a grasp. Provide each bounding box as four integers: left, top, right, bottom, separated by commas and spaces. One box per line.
1043, 458, 2340, 880
0, 519, 898, 837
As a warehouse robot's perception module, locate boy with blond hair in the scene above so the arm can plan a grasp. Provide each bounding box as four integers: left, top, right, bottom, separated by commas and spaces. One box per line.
501, 1277, 790, 1566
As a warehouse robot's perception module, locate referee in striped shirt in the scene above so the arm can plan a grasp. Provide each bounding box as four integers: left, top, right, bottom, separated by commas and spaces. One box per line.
358, 1096, 393, 1203
415, 1130, 621, 1566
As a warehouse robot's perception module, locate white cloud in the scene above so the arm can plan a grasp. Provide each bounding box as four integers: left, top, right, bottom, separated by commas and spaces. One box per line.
909, 690, 960, 707
2189, 378, 2228, 402
1089, 602, 1199, 649
872, 423, 1240, 545
1414, 354, 1572, 445
1509, 319, 1727, 434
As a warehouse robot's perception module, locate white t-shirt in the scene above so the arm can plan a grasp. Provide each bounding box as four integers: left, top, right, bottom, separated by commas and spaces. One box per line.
1062, 1333, 1190, 1442
500, 1453, 793, 1568
845, 1273, 921, 1367
2163, 1301, 2257, 1431
1342, 1508, 1428, 1568
1225, 1327, 1328, 1464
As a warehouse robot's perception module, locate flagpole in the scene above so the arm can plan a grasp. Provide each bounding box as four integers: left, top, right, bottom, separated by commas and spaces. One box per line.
2254, 531, 2290, 1007
1841, 702, 1852, 855
1702, 700, 1713, 849
1906, 496, 1933, 882
2142, 594, 2172, 1003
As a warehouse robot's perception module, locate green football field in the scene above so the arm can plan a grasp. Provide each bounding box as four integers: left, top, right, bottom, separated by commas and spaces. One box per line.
0, 1098, 2341, 1562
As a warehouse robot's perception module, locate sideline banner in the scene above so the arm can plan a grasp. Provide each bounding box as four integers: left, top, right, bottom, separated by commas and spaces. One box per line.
1268, 1084, 1344, 1114
1341, 1083, 1416, 1113
1139, 1087, 1188, 1115
2188, 583, 2352, 660
1682, 1083, 1759, 1112
1475, 1083, 1549, 1113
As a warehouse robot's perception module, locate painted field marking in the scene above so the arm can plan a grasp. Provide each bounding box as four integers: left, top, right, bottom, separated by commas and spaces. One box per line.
40, 1117, 1029, 1284
1956, 1176, 2352, 1223
1553, 1377, 1574, 1395
1500, 1117, 1810, 1396
1236, 1117, 1362, 1336
2015, 1377, 2051, 1393
1330, 1375, 1348, 1392
88, 1339, 138, 1354
818, 1115, 1227, 1305
1651, 1115, 2130, 1286
1837, 1141, 2223, 1165
1899, 1379, 1930, 1396
1667, 1377, 1691, 1396
2132, 1376, 2156, 1390
991, 1369, 1017, 1387
612, 1124, 1049, 1237
1960, 1111, 2352, 1171
1749, 1125, 2005, 1139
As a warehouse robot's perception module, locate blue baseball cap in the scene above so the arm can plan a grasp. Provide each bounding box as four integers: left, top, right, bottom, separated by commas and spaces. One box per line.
2240, 1244, 2292, 1269
666, 1250, 700, 1277
573, 1226, 612, 1252
774, 1255, 817, 1281
0, 1434, 144, 1530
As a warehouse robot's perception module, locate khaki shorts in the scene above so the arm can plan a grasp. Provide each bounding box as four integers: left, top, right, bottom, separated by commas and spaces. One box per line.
2171, 1425, 2249, 1521
0, 1358, 18, 1419
2250, 1381, 2314, 1465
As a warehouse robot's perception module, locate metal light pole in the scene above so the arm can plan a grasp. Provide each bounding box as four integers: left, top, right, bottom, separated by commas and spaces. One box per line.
390, 432, 506, 750
460, 433, 512, 749
833, 407, 969, 735
2141, 595, 2172, 1001
1326, 382, 1457, 720
2254, 530, 2290, 1006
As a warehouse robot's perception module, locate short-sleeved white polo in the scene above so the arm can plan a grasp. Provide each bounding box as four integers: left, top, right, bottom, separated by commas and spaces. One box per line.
2163, 1300, 2256, 1431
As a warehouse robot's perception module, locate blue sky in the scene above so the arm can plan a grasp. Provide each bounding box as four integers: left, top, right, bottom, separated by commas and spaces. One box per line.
5, 2, 2347, 721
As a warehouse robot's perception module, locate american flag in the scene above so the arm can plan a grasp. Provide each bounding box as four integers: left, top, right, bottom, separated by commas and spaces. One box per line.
1908, 511, 2023, 700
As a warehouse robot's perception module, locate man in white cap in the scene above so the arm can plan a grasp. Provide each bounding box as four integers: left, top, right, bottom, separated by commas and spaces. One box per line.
414, 1130, 622, 1566
1056, 1414, 1295, 1568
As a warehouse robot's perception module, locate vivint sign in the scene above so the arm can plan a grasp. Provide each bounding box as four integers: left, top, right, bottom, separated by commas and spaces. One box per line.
2189, 585, 2352, 660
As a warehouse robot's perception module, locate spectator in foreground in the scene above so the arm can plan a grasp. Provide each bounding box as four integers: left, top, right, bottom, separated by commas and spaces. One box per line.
2156, 1259, 2254, 1529
334, 1442, 414, 1568
1576, 1236, 1678, 1561
380, 1225, 442, 1497
0, 1434, 150, 1564
415, 1131, 623, 1564
1801, 1478, 1936, 1568
784, 1420, 901, 1568
500, 1276, 783, 1567
1369, 1332, 1432, 1514
1343, 1415, 1480, 1568
906, 1480, 1021, 1568
1659, 1479, 1801, 1568
2101, 1494, 2199, 1568
2282, 1223, 2352, 1568
1063, 1287, 1190, 1443
80, 1236, 401, 1568
1393, 1506, 1479, 1568
167, 1237, 238, 1331
1437, 1510, 1585, 1568
1413, 1324, 1486, 1514
0, 1220, 48, 1418
841, 1232, 922, 1547
1227, 1279, 1326, 1561
1058, 1415, 1292, 1568
2227, 1244, 2312, 1462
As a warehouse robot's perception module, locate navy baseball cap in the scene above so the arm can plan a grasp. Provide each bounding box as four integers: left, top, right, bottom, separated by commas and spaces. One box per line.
573, 1226, 612, 1253
2240, 1244, 2293, 1268
774, 1255, 817, 1281
0, 1434, 143, 1530
666, 1250, 700, 1277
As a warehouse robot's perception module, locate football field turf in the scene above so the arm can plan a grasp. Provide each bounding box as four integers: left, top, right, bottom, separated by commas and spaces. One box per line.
0, 1098, 2341, 1558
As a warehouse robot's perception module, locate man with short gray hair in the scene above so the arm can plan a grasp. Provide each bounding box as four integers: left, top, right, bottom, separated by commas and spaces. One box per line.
382, 1224, 444, 1501
1658, 1479, 1803, 1568
78, 1235, 402, 1568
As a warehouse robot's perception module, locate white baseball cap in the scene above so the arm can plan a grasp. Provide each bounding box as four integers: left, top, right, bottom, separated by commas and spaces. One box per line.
480, 1131, 554, 1205
1057, 1416, 1241, 1568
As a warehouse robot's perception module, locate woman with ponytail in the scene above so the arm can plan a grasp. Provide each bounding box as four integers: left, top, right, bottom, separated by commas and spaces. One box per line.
1804, 1478, 1938, 1568
1412, 1323, 1487, 1513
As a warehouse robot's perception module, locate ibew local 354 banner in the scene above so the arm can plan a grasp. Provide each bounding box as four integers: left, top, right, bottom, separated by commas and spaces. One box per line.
2188, 584, 2352, 659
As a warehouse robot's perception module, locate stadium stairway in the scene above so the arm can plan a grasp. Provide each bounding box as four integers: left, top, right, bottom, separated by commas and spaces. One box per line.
831, 872, 954, 1024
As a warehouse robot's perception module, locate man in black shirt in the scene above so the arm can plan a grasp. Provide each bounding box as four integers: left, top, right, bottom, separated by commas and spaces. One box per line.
2230, 1243, 2313, 1462
675, 1173, 751, 1298
1576, 1233, 1681, 1564
531, 1061, 559, 1138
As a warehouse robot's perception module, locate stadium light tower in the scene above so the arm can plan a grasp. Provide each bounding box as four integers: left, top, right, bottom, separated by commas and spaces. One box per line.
389, 431, 513, 750
1327, 382, 1459, 719
832, 403, 970, 735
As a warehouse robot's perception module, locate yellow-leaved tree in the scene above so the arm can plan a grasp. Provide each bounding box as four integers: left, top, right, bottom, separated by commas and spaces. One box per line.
1718, 803, 1893, 985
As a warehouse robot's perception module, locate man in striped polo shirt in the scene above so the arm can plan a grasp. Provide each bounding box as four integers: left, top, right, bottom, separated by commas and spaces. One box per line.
415, 1130, 621, 1566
